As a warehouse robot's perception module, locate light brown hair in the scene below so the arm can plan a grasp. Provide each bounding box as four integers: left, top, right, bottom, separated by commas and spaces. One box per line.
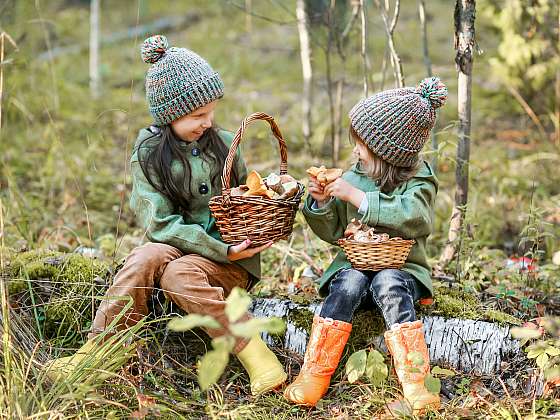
349, 126, 420, 194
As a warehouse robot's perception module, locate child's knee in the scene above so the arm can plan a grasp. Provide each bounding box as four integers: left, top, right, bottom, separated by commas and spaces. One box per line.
369, 269, 412, 299
329, 269, 369, 301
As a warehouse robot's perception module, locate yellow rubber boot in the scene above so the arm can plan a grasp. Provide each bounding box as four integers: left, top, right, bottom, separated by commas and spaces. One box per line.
284, 316, 352, 406
236, 335, 287, 395
45, 340, 97, 381
384, 321, 440, 414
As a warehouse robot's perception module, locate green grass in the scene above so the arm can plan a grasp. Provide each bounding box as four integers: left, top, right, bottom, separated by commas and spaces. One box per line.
1, 0, 559, 417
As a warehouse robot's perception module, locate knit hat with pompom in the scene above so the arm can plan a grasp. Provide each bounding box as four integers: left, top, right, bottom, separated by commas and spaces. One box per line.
349, 77, 448, 167
141, 34, 224, 125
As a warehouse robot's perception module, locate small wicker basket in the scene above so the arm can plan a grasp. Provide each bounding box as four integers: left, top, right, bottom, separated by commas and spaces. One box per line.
337, 237, 415, 271
209, 112, 304, 247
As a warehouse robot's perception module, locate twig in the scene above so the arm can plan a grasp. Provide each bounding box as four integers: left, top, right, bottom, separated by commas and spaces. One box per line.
505, 84, 548, 141
375, 0, 405, 87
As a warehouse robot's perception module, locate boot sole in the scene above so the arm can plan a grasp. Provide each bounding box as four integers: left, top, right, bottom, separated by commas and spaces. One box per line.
251, 371, 288, 396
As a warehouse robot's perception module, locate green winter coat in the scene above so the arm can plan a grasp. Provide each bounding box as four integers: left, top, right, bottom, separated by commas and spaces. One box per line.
303, 161, 438, 297
129, 127, 260, 282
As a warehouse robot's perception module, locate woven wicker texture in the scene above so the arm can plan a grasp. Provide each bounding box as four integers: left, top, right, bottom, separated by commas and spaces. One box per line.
209, 112, 304, 247
337, 238, 415, 270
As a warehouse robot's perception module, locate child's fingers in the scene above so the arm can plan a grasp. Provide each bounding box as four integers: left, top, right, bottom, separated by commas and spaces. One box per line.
230, 239, 251, 254
246, 241, 273, 256
308, 185, 323, 194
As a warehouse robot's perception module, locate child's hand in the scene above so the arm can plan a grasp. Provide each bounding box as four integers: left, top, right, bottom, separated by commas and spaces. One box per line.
228, 239, 273, 261
324, 178, 365, 209
308, 176, 330, 207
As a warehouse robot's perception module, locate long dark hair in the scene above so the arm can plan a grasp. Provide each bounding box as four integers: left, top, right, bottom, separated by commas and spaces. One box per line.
136, 125, 240, 219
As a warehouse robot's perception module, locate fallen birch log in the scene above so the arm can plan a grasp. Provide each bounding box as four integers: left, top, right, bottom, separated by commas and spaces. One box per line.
250, 297, 522, 376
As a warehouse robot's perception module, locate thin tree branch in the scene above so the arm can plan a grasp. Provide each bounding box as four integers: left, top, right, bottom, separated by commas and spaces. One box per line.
375, 0, 405, 88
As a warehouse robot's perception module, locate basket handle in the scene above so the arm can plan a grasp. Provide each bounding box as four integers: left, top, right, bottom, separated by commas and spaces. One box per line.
221, 112, 288, 191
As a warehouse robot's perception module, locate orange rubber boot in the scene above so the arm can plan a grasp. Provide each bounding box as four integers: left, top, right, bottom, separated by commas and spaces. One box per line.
284, 316, 352, 406
384, 320, 440, 414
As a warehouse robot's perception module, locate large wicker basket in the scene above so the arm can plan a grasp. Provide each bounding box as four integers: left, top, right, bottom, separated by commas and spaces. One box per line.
208, 112, 304, 247
337, 237, 415, 271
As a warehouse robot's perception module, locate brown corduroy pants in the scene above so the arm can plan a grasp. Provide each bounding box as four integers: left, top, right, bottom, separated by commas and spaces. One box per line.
89, 243, 251, 353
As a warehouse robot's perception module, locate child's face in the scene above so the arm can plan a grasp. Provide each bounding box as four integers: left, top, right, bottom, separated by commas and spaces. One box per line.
352, 139, 370, 167
171, 100, 217, 142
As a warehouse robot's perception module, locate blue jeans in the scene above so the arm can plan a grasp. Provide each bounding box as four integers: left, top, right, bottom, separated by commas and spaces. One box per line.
319, 268, 424, 328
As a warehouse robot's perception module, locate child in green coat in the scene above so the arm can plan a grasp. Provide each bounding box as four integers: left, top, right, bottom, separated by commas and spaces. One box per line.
284, 77, 447, 413
47, 35, 286, 395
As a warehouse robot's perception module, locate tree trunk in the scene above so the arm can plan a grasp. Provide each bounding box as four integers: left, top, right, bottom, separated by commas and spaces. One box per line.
250, 298, 522, 375
359, 0, 371, 96
325, 0, 338, 167
438, 0, 476, 271
89, 0, 100, 99
418, 0, 438, 171
296, 0, 313, 151
556, 4, 560, 146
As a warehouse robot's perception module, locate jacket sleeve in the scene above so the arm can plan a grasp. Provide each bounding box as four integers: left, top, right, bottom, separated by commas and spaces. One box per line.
360, 178, 436, 238
130, 161, 231, 263
302, 194, 345, 245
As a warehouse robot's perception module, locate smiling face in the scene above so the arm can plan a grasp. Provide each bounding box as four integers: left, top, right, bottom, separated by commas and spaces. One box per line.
170, 100, 217, 142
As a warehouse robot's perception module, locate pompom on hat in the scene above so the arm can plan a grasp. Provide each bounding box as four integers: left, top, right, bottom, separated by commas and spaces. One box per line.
141, 34, 224, 125
349, 77, 448, 167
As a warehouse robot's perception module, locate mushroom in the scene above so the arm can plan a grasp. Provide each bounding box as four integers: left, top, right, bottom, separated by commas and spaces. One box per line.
306, 165, 343, 186
344, 218, 364, 238
278, 181, 299, 200
243, 170, 274, 198
265, 173, 285, 195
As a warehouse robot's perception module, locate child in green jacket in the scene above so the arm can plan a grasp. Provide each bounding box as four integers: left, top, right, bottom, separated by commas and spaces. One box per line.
47, 35, 286, 395
284, 77, 447, 413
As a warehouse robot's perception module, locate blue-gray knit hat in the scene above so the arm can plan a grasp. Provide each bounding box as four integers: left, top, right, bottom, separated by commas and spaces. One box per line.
349, 77, 447, 167
141, 35, 224, 125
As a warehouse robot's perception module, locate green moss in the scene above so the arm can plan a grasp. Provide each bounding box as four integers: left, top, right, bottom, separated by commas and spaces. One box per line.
483, 309, 522, 326
7, 249, 61, 278
420, 285, 481, 320
418, 284, 522, 326
286, 307, 314, 333
5, 249, 111, 345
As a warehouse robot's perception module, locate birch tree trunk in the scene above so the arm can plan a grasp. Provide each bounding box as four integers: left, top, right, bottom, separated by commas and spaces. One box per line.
418, 0, 438, 171
250, 298, 522, 375
359, 0, 371, 96
296, 0, 313, 150
89, 0, 100, 99
438, 0, 476, 270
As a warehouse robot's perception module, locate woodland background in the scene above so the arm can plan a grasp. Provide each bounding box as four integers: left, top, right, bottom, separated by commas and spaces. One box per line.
0, 0, 559, 418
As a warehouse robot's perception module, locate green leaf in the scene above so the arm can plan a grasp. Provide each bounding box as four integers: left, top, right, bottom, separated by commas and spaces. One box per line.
510, 327, 543, 340
346, 350, 367, 384
225, 287, 252, 323
365, 350, 388, 386
168, 314, 221, 332
211, 336, 235, 353
424, 373, 441, 394
536, 353, 549, 370
197, 349, 229, 391
229, 317, 285, 338
407, 351, 424, 367
431, 366, 456, 377
545, 346, 560, 357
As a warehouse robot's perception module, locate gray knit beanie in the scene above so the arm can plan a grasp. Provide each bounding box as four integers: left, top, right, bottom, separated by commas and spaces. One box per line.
349, 77, 448, 167
141, 35, 224, 125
